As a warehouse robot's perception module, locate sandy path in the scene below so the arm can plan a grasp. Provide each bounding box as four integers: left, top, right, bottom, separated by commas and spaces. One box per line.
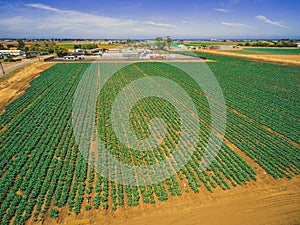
1, 58, 40, 75
52, 175, 300, 225
0, 61, 55, 114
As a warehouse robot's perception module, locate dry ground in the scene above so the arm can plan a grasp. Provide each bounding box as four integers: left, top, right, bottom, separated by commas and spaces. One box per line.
40, 173, 300, 225
196, 49, 300, 66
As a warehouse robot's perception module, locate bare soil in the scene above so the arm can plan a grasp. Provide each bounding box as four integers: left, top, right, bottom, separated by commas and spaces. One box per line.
40, 174, 300, 225
196, 49, 300, 66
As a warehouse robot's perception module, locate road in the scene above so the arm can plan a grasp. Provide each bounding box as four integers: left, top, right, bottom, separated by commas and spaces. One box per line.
0, 58, 41, 77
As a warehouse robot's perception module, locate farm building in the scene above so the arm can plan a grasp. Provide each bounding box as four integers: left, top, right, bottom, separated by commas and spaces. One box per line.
0, 50, 24, 56
63, 56, 76, 60
63, 55, 83, 60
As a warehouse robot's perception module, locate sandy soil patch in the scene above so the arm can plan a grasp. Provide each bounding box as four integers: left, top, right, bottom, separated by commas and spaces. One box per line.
37, 174, 300, 225
196, 49, 300, 66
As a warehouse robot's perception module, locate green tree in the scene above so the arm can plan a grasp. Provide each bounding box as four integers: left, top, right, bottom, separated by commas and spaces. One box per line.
155, 37, 166, 50
74, 44, 82, 49
17, 39, 25, 50
30, 43, 40, 51
125, 38, 133, 47
55, 47, 69, 57
7, 44, 15, 49
0, 43, 6, 50
166, 36, 173, 49
268, 42, 275, 47
277, 41, 283, 47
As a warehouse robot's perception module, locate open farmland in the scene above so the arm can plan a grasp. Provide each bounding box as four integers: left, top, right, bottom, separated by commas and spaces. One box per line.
226, 47, 300, 55
0, 56, 300, 225
193, 48, 300, 66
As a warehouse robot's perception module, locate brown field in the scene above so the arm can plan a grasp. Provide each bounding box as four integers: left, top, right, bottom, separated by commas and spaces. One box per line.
195, 49, 300, 66
1, 58, 299, 225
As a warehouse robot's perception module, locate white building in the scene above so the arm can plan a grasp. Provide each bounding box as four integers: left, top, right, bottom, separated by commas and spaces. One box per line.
63, 56, 76, 60
0, 50, 24, 56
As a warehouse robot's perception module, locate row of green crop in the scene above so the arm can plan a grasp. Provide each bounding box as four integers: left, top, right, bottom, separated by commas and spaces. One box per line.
0, 59, 298, 225
174, 52, 300, 177
0, 63, 90, 224
183, 52, 300, 140
97, 62, 256, 192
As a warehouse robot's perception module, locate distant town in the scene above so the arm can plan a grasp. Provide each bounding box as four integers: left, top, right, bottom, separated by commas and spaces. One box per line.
0, 37, 299, 62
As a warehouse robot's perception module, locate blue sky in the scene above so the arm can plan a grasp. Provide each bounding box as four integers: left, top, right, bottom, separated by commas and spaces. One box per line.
0, 0, 299, 39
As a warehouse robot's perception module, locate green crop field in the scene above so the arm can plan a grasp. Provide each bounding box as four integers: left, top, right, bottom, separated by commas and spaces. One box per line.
0, 58, 299, 224
58, 43, 122, 49
226, 48, 300, 55
184, 41, 239, 46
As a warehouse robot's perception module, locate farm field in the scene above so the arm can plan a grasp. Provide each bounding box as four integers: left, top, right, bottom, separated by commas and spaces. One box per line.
194, 48, 300, 66
57, 42, 122, 49
184, 41, 240, 46
226, 47, 300, 55
0, 56, 299, 225
0, 61, 55, 114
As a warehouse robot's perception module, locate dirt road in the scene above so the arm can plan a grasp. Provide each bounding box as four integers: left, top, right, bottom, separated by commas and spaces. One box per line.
1, 58, 40, 77
195, 49, 300, 66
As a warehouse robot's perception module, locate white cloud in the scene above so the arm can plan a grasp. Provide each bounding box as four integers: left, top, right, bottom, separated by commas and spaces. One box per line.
25, 3, 67, 13
0, 3, 178, 38
256, 15, 287, 28
222, 22, 246, 26
23, 3, 175, 29
145, 21, 176, 28
215, 8, 228, 12
181, 20, 194, 24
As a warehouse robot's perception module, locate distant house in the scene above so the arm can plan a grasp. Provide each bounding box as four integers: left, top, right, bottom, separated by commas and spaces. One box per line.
178, 44, 187, 49
63, 56, 76, 60
297, 43, 300, 49
71, 51, 84, 56
63, 55, 83, 60
0, 50, 24, 56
